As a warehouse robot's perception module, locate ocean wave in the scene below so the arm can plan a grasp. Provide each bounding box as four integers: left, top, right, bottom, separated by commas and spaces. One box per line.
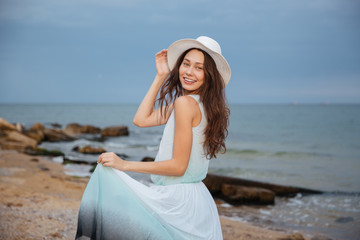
226, 148, 331, 160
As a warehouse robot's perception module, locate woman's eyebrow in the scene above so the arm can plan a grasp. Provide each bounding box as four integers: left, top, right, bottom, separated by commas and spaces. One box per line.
183, 57, 204, 65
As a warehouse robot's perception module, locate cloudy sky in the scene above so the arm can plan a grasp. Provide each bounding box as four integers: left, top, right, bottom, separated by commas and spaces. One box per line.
0, 0, 359, 104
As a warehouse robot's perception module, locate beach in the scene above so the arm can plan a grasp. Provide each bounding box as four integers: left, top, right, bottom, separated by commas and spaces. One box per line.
0, 150, 317, 240
1, 103, 359, 239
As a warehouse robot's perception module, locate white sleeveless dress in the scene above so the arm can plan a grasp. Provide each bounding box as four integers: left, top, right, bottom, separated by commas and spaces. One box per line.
75, 95, 223, 240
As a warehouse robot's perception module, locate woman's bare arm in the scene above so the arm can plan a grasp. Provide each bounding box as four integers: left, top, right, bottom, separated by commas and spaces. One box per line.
133, 49, 173, 127
99, 96, 198, 176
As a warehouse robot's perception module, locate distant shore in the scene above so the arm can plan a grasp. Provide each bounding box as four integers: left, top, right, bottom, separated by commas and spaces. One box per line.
0, 150, 322, 240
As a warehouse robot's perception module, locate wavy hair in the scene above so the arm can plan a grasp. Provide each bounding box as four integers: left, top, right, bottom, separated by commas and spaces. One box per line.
157, 48, 230, 159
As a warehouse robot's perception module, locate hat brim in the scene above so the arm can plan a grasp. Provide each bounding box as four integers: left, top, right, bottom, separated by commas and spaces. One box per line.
167, 39, 231, 86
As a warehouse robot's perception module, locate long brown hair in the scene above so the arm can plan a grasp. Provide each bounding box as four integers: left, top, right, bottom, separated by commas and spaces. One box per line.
157, 48, 230, 159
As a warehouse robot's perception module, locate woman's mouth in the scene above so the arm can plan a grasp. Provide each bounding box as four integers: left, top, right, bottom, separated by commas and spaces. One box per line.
184, 77, 196, 85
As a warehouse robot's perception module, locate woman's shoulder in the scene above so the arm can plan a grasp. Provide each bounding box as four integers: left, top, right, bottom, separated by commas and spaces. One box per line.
174, 95, 199, 110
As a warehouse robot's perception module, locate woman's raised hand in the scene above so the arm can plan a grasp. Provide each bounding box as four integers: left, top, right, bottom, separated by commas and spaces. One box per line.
155, 49, 170, 78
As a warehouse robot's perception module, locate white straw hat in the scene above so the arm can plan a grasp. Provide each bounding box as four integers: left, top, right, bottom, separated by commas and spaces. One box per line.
167, 36, 231, 86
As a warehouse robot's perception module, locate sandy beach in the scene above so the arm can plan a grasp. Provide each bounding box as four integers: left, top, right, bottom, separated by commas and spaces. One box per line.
0, 150, 317, 240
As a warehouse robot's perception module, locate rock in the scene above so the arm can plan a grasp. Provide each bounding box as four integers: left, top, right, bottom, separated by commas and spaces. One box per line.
141, 157, 155, 162
50, 123, 62, 128
30, 122, 46, 131
5, 130, 37, 148
0, 118, 17, 131
24, 147, 64, 156
43, 129, 74, 142
204, 173, 322, 197
310, 235, 333, 240
101, 126, 129, 137
0, 140, 31, 151
64, 123, 83, 136
77, 145, 106, 154
82, 125, 101, 134
24, 129, 45, 143
278, 233, 305, 240
15, 123, 24, 132
64, 123, 101, 136
335, 216, 354, 223
63, 157, 96, 165
221, 184, 275, 205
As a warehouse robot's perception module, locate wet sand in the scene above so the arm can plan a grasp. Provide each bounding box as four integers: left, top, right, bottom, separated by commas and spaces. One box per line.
0, 150, 312, 240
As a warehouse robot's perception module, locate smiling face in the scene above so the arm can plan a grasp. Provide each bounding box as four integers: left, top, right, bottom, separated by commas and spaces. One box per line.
179, 49, 205, 95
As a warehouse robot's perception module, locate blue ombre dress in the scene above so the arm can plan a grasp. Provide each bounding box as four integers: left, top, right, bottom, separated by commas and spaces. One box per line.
75, 95, 223, 240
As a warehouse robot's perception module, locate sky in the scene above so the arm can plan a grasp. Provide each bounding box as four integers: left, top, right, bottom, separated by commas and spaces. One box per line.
0, 0, 359, 104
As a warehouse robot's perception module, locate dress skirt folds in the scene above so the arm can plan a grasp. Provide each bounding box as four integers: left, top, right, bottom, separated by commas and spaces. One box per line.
75, 95, 222, 239
75, 164, 222, 240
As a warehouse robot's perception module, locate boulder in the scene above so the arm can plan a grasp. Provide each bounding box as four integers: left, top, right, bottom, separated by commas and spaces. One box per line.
15, 123, 24, 132
221, 184, 275, 205
204, 173, 322, 197
5, 130, 37, 148
30, 122, 46, 131
77, 145, 106, 154
0, 118, 17, 131
43, 129, 74, 142
0, 140, 31, 151
101, 126, 129, 137
279, 233, 305, 240
64, 123, 83, 136
82, 125, 101, 134
24, 129, 45, 143
64, 123, 101, 136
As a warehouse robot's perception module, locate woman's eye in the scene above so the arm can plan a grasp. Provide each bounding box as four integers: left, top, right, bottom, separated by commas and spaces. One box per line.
183, 62, 189, 66
196, 67, 203, 70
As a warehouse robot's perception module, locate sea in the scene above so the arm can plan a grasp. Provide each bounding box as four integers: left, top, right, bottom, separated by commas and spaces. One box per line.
1, 103, 359, 239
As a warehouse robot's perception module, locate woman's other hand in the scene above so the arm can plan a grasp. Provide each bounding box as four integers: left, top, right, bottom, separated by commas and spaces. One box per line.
155, 49, 170, 78
97, 152, 127, 171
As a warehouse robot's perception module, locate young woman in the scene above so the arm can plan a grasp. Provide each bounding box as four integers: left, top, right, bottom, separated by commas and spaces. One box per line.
75, 36, 231, 240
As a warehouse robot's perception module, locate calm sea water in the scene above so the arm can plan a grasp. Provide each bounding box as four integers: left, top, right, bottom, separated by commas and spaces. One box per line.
1, 103, 359, 239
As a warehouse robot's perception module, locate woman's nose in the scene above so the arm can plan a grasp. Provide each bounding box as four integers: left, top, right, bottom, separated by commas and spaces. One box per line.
186, 66, 193, 75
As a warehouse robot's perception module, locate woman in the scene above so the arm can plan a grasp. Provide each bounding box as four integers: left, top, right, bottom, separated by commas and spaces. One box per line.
75, 36, 231, 240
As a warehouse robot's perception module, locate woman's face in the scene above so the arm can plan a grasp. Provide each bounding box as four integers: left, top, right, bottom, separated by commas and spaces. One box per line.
179, 49, 205, 94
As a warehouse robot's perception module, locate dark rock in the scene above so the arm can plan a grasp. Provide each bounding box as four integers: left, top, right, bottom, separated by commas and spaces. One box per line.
279, 233, 305, 240
77, 145, 106, 154
221, 184, 275, 205
24, 147, 65, 156
335, 216, 354, 223
101, 126, 129, 137
310, 235, 333, 240
63, 157, 96, 165
82, 125, 101, 134
24, 129, 45, 143
204, 173, 322, 197
141, 157, 155, 162
72, 146, 79, 151
43, 128, 74, 142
